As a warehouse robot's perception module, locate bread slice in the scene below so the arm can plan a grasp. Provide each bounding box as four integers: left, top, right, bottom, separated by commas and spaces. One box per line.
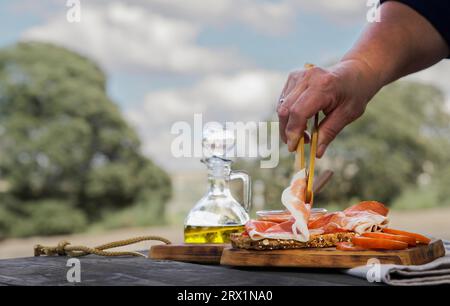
230, 232, 355, 250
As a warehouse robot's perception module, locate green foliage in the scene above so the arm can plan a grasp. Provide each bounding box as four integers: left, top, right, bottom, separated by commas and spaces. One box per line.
0, 42, 171, 237
9, 199, 88, 237
0, 195, 18, 240
391, 185, 442, 210
436, 164, 450, 204
92, 192, 170, 230
244, 81, 450, 210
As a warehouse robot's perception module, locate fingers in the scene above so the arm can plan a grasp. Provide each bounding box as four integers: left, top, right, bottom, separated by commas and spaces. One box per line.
279, 85, 309, 144
277, 79, 290, 144
285, 89, 326, 152
277, 64, 369, 158
303, 130, 311, 144
316, 110, 348, 158
279, 72, 299, 102
277, 103, 289, 144
277, 71, 307, 144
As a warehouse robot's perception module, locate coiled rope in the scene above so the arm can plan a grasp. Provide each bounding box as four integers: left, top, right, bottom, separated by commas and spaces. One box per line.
33, 235, 171, 258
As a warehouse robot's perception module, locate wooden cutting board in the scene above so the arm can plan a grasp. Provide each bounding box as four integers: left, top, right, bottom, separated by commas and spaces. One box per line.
220, 239, 445, 268
149, 244, 226, 264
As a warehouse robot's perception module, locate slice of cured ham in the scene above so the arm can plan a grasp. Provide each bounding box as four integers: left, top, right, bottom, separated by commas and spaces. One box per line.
343, 200, 389, 216
245, 187, 390, 242
308, 201, 389, 235
246, 169, 311, 242
280, 169, 311, 241
245, 219, 297, 240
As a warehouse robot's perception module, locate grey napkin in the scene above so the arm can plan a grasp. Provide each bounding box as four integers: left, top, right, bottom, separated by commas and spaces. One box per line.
346, 240, 450, 286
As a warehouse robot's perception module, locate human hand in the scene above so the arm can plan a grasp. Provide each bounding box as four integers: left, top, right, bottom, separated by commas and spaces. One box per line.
277, 60, 380, 157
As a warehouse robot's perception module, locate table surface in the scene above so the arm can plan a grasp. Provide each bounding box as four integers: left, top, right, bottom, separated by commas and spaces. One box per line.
0, 252, 378, 286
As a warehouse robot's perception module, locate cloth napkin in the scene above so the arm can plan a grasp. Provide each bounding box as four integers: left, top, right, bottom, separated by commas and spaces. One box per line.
346, 240, 450, 285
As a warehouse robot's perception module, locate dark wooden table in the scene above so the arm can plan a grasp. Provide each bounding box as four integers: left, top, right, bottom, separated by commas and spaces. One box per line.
0, 254, 378, 286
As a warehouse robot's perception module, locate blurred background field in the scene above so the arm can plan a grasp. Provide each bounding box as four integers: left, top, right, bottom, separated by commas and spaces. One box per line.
1, 1, 450, 258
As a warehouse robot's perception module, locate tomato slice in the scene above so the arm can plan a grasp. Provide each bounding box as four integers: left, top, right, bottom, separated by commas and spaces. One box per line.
362, 232, 416, 247
382, 228, 431, 245
352, 236, 408, 250
336, 242, 366, 251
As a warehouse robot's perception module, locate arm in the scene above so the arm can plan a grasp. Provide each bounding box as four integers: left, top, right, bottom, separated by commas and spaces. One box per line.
278, 1, 449, 157
345, 1, 449, 89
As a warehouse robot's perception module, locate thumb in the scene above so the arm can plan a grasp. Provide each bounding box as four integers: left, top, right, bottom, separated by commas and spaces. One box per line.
316, 111, 348, 158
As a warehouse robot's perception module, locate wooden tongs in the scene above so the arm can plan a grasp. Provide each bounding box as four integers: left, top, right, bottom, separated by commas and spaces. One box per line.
294, 112, 319, 204
294, 63, 320, 204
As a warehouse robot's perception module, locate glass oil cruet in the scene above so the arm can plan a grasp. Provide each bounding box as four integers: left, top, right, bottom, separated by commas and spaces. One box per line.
184, 123, 251, 243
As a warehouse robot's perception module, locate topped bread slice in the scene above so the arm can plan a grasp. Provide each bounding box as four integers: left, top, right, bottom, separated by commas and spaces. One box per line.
230, 232, 355, 250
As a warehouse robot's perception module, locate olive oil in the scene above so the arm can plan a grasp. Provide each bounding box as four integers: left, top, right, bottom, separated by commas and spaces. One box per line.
184, 225, 245, 243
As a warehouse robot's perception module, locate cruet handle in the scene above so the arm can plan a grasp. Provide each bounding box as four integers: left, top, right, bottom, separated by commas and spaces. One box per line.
230, 171, 252, 212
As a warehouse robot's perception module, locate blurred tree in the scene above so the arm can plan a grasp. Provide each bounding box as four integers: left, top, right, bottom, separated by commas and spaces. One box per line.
0, 42, 171, 238
242, 81, 450, 210
437, 164, 450, 204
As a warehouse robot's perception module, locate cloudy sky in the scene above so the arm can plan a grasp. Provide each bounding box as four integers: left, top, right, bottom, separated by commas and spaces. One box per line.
1, 0, 449, 171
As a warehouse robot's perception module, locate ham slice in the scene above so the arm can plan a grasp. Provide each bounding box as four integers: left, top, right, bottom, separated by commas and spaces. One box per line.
280, 169, 311, 241
245, 190, 390, 242
246, 169, 311, 241
308, 202, 389, 235
344, 200, 389, 216
245, 219, 297, 240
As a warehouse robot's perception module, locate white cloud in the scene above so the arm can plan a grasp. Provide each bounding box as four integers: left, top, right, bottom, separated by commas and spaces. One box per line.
131, 0, 367, 31
295, 0, 370, 25
126, 70, 285, 170
22, 2, 245, 75
121, 0, 297, 35
302, 0, 366, 15
20, 0, 372, 76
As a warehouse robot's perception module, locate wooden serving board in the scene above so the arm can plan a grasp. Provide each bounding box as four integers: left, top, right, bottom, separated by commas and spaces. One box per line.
149, 244, 226, 264
220, 239, 445, 268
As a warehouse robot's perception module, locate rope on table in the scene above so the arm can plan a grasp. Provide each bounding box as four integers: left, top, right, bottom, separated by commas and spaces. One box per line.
33, 235, 171, 258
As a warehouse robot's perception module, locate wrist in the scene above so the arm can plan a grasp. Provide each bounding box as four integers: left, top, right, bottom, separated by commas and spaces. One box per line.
331, 58, 384, 103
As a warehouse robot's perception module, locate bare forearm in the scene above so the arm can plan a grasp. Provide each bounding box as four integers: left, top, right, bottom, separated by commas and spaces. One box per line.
341, 1, 448, 92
